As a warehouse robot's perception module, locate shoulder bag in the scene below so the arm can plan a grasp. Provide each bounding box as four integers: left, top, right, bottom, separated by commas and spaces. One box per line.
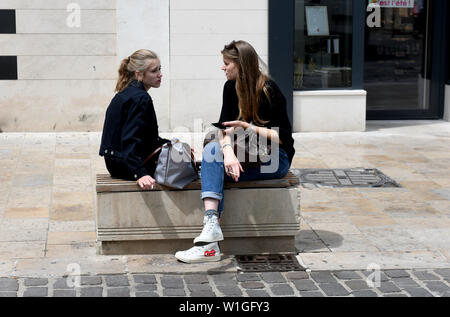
145, 139, 199, 189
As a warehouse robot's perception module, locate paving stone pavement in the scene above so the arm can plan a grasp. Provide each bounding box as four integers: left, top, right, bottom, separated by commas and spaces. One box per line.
1, 269, 450, 297
1, 122, 450, 298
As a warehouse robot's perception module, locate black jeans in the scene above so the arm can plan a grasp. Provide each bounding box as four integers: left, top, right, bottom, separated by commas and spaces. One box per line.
104, 156, 157, 181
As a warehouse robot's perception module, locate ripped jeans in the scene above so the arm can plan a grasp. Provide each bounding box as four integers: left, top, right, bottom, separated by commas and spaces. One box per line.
200, 141, 290, 214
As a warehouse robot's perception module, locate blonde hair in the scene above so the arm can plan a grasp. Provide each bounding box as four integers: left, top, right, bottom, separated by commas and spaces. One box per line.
221, 40, 271, 126
115, 49, 159, 92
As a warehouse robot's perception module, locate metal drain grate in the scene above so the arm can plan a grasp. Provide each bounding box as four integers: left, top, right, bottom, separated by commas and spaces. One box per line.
292, 168, 401, 188
235, 254, 305, 272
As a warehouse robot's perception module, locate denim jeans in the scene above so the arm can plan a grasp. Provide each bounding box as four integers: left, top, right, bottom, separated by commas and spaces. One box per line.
200, 141, 291, 214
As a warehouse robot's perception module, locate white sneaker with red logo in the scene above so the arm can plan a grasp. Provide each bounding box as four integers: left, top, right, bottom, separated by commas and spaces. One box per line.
175, 242, 221, 264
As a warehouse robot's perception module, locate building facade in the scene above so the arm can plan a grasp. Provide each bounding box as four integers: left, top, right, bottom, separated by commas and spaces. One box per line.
0, 0, 448, 132
274, 0, 449, 131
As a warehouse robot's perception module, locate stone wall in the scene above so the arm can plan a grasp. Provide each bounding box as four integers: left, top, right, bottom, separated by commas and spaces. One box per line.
0, 0, 117, 132
0, 0, 268, 132
168, 0, 268, 131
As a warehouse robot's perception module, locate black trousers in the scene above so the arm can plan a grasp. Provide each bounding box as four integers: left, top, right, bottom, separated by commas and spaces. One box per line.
104, 156, 158, 181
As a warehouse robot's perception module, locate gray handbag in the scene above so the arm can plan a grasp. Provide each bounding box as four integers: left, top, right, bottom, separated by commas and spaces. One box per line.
152, 139, 199, 189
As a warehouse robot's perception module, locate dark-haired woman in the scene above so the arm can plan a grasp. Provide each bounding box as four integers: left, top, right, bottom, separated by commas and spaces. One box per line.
175, 41, 295, 263
99, 49, 169, 190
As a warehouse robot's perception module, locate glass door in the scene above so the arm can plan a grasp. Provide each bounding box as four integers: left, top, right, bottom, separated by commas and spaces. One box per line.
364, 0, 443, 119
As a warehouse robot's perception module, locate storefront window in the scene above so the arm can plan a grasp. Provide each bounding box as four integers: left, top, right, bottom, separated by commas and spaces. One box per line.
294, 0, 353, 90
365, 1, 431, 111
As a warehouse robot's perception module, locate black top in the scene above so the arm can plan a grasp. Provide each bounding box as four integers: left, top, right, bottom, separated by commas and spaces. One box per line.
99, 80, 169, 180
218, 80, 295, 164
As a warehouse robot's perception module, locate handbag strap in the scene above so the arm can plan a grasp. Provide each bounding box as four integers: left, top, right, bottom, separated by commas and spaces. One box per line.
179, 141, 199, 172
143, 145, 163, 166
189, 148, 199, 172
144, 140, 199, 172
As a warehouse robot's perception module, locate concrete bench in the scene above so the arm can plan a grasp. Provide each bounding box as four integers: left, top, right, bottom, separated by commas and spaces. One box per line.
95, 171, 300, 255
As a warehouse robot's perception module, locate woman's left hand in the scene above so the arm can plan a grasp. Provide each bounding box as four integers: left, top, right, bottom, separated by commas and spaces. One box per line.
137, 175, 156, 190
222, 121, 250, 135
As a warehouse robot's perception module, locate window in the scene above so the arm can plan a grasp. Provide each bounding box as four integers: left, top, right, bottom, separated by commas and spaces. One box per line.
0, 10, 16, 34
0, 56, 17, 80
294, 0, 353, 89
365, 3, 431, 111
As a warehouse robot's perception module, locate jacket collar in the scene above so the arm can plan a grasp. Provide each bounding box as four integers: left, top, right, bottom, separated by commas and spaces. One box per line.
129, 80, 146, 91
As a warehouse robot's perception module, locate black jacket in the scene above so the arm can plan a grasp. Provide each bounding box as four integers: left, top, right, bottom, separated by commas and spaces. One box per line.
99, 80, 169, 180
218, 80, 295, 164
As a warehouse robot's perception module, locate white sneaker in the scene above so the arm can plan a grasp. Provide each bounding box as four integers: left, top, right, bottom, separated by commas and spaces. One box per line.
193, 215, 224, 244
175, 242, 221, 263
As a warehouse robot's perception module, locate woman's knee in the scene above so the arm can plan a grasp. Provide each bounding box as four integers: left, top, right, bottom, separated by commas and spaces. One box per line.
269, 160, 290, 179
275, 166, 290, 179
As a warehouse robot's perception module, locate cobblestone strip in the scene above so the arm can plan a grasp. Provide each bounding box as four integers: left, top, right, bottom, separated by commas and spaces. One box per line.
1, 269, 450, 297
209, 273, 244, 297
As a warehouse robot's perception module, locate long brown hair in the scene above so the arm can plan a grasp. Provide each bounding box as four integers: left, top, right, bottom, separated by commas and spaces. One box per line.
221, 40, 271, 125
115, 49, 158, 92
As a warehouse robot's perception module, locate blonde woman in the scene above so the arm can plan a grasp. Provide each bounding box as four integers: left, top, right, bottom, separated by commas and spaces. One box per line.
99, 49, 170, 190
175, 41, 295, 263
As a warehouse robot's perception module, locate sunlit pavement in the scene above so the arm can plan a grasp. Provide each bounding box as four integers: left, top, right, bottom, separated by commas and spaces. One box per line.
0, 120, 449, 297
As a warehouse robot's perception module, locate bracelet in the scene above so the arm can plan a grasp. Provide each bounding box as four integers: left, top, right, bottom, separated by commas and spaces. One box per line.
222, 143, 233, 150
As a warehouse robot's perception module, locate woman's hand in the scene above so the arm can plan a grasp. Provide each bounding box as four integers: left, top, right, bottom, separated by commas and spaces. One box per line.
224, 120, 281, 144
137, 175, 156, 190
223, 146, 244, 182
222, 121, 250, 135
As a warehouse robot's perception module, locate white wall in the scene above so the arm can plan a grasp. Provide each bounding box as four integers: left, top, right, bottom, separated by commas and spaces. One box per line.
0, 0, 268, 132
117, 0, 171, 131
0, 0, 117, 132
293, 90, 367, 132
169, 0, 268, 131
107, 0, 269, 132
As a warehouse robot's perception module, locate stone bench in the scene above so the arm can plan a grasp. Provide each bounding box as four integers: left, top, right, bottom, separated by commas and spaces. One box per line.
95, 171, 301, 255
